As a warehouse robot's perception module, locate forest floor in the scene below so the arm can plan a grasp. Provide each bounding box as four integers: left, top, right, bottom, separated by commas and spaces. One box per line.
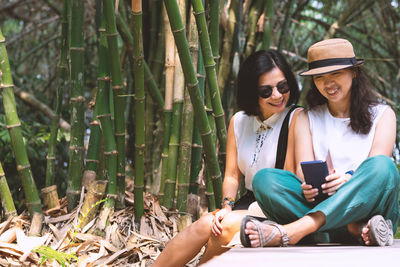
0, 179, 206, 266
203, 240, 400, 267
1, 177, 399, 266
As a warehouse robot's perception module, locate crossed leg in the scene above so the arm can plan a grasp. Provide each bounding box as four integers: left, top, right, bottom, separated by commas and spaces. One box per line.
199, 210, 248, 264
245, 212, 393, 247
153, 210, 248, 267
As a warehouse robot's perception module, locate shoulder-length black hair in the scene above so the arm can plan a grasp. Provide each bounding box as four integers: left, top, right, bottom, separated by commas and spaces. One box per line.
306, 67, 378, 134
237, 49, 300, 116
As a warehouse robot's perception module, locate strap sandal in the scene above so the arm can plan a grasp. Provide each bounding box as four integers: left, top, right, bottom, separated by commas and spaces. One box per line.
359, 215, 394, 246
369, 215, 393, 246
240, 215, 290, 247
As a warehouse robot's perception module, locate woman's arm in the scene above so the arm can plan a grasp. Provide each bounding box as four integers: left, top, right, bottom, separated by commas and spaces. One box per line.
211, 116, 242, 236
293, 109, 315, 180
284, 108, 302, 173
293, 109, 320, 202
369, 107, 396, 157
222, 115, 242, 207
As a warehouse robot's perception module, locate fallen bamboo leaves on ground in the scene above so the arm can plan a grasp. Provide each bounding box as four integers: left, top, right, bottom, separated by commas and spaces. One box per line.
0, 192, 203, 266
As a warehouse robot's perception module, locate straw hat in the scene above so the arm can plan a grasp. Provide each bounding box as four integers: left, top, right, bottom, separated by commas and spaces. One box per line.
299, 38, 364, 76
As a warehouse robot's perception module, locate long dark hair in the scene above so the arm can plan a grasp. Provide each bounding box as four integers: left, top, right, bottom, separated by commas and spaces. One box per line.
306, 67, 379, 134
237, 49, 299, 116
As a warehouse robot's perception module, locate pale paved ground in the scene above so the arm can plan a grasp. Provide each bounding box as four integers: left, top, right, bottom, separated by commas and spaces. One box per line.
202, 239, 400, 267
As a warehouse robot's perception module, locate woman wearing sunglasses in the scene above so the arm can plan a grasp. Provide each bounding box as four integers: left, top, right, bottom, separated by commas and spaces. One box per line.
153, 49, 301, 266
241, 39, 399, 248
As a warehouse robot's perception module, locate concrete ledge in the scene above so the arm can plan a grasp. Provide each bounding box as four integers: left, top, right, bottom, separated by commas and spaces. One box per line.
203, 239, 400, 267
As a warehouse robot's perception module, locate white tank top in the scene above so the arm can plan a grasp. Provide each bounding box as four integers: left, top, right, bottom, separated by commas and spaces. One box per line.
234, 105, 298, 190
307, 104, 387, 174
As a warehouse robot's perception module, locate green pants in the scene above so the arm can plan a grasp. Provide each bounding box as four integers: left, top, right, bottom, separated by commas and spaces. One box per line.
253, 155, 400, 241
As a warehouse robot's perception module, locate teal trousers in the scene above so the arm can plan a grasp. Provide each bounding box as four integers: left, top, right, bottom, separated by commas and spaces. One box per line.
252, 155, 400, 241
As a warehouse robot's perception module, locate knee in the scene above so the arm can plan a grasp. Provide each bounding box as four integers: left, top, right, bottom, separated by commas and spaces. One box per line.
362, 155, 400, 188
252, 168, 283, 197
193, 213, 213, 236
219, 212, 244, 242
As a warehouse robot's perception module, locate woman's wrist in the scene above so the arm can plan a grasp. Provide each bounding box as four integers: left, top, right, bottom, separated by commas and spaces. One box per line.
345, 170, 354, 176
222, 196, 235, 209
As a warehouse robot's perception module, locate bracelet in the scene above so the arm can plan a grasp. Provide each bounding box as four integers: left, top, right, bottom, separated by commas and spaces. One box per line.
345, 170, 354, 175
222, 197, 235, 208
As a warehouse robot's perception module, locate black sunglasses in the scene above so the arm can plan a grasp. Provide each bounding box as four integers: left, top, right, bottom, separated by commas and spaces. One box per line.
258, 80, 290, 99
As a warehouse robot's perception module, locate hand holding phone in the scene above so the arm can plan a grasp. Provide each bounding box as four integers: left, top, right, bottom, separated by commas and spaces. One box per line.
300, 160, 329, 202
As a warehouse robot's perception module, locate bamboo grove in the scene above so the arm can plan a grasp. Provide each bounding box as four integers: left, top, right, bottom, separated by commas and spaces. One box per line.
0, 0, 399, 225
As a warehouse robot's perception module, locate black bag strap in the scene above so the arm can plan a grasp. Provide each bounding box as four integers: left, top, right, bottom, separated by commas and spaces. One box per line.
274, 105, 299, 169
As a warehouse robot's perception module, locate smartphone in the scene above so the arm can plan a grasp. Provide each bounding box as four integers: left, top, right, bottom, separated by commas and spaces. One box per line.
300, 160, 329, 202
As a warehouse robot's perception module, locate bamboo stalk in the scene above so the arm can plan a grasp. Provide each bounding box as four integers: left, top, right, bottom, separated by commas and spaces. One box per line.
143, 62, 165, 110
176, 8, 197, 211
148, 21, 165, 190
205, 76, 218, 210
163, 0, 223, 208
84, 0, 104, 188
46, 0, 69, 187
41, 185, 60, 211
244, 0, 264, 58
144, 96, 155, 190
67, 0, 72, 48
78, 180, 107, 230
116, 15, 165, 110
149, 9, 165, 87
132, 0, 145, 219
96, 17, 118, 227
103, 0, 127, 208
29, 212, 43, 236
205, 168, 216, 212
162, 83, 184, 209
260, 0, 273, 50
148, 0, 162, 69
191, 0, 227, 175
0, 162, 17, 218
189, 45, 204, 195
159, 5, 175, 205
224, 1, 242, 121
150, 119, 164, 193
218, 0, 239, 95
0, 28, 42, 216
83, 92, 101, 187
67, 0, 85, 211
208, 0, 220, 70
163, 0, 187, 210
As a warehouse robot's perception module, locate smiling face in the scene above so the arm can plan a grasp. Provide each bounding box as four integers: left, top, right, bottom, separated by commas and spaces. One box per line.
312, 68, 354, 104
257, 67, 290, 120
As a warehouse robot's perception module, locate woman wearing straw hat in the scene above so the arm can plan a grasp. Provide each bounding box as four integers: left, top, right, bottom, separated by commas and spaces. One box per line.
241, 38, 399, 247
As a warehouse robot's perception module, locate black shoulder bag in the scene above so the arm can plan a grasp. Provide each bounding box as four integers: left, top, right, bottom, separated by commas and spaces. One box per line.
274, 104, 299, 170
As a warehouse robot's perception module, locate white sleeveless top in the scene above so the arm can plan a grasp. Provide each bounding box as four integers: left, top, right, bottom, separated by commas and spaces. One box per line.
308, 104, 387, 174
234, 106, 298, 190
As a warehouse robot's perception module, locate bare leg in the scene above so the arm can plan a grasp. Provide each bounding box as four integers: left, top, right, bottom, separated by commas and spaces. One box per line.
245, 211, 326, 247
153, 213, 214, 267
199, 210, 248, 264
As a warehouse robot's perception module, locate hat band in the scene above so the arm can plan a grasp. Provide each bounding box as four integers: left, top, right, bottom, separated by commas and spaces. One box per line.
308, 57, 358, 70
